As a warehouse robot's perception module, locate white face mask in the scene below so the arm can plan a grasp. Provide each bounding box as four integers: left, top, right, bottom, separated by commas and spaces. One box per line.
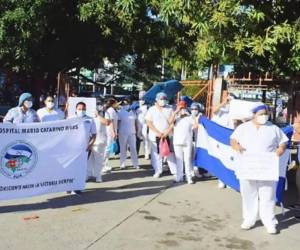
191, 110, 199, 117
157, 100, 166, 107
256, 114, 269, 125
139, 100, 145, 105
46, 102, 55, 109
24, 100, 33, 109
76, 110, 86, 118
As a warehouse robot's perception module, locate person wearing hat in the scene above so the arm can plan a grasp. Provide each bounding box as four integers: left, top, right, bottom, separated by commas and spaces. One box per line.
172, 100, 195, 184
230, 103, 288, 234
118, 98, 140, 169
3, 92, 39, 124
37, 95, 65, 122
145, 92, 177, 178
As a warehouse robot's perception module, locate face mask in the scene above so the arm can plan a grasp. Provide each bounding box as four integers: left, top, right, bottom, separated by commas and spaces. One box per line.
46, 102, 54, 109
256, 114, 269, 125
24, 100, 33, 109
157, 100, 166, 107
76, 110, 86, 118
139, 100, 145, 105
191, 110, 199, 117
123, 105, 130, 110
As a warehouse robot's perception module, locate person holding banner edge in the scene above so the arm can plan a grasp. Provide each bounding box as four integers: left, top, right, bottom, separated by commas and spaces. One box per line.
230, 103, 288, 234
68, 102, 96, 194
4, 92, 39, 124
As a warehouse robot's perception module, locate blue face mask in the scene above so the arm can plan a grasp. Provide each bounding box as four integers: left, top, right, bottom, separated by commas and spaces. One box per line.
76, 110, 86, 118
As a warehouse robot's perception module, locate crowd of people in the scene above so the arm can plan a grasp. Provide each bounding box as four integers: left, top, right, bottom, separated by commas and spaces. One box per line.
1, 90, 300, 235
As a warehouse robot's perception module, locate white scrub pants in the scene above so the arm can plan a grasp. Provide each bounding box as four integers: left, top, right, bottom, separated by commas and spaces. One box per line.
240, 179, 277, 228
174, 144, 193, 181
142, 126, 150, 158
119, 133, 139, 168
87, 143, 106, 180
104, 135, 114, 169
150, 140, 177, 175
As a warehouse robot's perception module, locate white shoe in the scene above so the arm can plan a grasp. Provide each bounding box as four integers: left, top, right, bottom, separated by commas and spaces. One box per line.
135, 166, 140, 169
266, 226, 277, 234
102, 167, 112, 173
187, 178, 195, 184
120, 165, 126, 169
95, 178, 103, 183
241, 221, 254, 230
153, 173, 161, 178
218, 181, 226, 189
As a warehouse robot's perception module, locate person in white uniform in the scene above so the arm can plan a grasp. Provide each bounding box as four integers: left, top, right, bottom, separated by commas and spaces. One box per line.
87, 105, 111, 182
118, 99, 140, 169
68, 102, 96, 194
37, 95, 65, 122
145, 92, 177, 178
172, 100, 195, 184
230, 104, 288, 234
103, 98, 119, 172
137, 98, 150, 159
4, 92, 39, 124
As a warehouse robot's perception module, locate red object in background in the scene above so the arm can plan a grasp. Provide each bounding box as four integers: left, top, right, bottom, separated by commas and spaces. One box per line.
8, 159, 17, 168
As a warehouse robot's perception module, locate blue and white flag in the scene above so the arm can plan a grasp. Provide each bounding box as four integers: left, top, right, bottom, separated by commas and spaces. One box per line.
194, 116, 290, 202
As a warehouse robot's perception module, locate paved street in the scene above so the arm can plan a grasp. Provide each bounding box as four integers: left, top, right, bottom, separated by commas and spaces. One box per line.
0, 156, 300, 250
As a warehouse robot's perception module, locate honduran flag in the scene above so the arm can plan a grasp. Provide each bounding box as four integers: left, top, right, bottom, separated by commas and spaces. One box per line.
194, 116, 290, 203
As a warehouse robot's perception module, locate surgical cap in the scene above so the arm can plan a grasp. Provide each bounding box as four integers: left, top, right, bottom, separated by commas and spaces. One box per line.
18, 93, 32, 107
155, 92, 167, 101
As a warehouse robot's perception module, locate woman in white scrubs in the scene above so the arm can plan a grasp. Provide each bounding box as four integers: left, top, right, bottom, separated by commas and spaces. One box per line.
230, 104, 288, 234
173, 101, 195, 184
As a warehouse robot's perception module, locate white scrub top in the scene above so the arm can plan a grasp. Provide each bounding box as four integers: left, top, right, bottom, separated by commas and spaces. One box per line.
137, 105, 148, 134
3, 107, 39, 124
118, 109, 137, 135
173, 115, 194, 146
230, 121, 288, 153
106, 107, 118, 135
37, 107, 65, 122
145, 105, 174, 142
93, 114, 108, 145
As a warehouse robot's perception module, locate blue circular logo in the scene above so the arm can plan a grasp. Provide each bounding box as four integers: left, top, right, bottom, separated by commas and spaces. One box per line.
0, 141, 38, 179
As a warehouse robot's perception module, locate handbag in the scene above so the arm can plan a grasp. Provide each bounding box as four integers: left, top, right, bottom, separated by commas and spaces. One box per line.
159, 138, 171, 157
108, 140, 119, 155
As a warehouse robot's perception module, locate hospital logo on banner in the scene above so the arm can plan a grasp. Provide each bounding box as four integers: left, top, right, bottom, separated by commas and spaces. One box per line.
0, 141, 38, 179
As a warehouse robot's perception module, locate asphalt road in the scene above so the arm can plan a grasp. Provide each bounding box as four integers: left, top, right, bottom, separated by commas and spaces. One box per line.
0, 156, 300, 250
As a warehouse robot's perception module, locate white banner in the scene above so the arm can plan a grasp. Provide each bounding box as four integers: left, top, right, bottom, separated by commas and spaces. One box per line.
229, 99, 260, 120
235, 152, 279, 181
0, 118, 89, 200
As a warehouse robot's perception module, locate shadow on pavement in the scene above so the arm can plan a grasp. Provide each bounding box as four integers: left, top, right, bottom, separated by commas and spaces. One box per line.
0, 179, 174, 214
